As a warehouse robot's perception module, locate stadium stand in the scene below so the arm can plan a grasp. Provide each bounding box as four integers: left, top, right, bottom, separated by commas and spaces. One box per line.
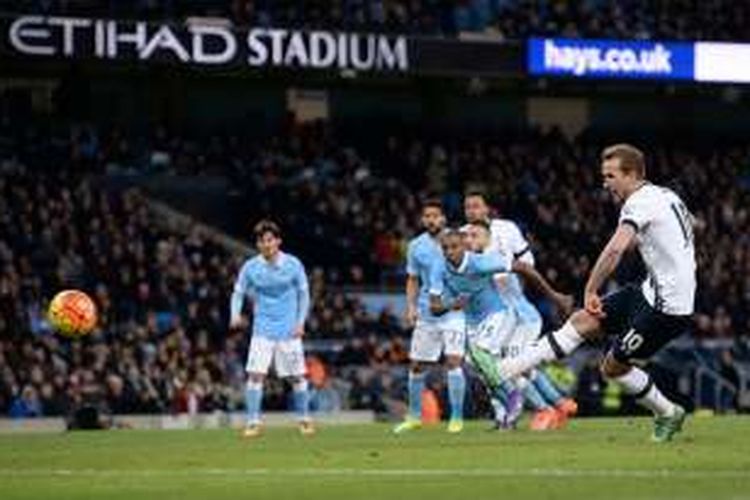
2, 0, 748, 40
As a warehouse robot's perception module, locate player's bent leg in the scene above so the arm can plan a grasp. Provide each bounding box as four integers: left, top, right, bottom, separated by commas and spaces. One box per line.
445, 354, 465, 433
529, 368, 564, 405
469, 344, 503, 389
499, 310, 600, 379
601, 353, 685, 443
469, 345, 522, 429
529, 368, 578, 420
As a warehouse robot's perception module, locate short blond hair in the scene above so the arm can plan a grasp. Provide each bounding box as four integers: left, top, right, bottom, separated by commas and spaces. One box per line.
601, 143, 646, 178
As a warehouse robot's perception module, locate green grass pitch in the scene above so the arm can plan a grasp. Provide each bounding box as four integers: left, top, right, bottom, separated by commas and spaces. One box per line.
1, 416, 749, 499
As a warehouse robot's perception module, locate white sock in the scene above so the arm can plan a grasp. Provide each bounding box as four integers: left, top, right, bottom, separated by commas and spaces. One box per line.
552, 321, 586, 355
614, 367, 678, 417
500, 321, 584, 379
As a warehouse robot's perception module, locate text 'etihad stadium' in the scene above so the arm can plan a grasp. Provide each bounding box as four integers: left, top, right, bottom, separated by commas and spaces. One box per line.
7, 16, 410, 72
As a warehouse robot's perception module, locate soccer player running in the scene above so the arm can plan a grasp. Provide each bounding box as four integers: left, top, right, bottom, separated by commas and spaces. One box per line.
429, 227, 526, 428
462, 220, 572, 430
499, 144, 696, 442
394, 199, 467, 434
230, 220, 313, 438
464, 192, 577, 431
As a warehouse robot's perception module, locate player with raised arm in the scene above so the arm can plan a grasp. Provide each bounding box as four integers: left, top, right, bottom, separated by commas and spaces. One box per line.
230, 220, 313, 438
394, 199, 467, 434
499, 144, 695, 442
463, 192, 577, 430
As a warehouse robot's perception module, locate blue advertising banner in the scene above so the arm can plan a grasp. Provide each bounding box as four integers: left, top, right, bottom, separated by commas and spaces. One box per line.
528, 38, 695, 80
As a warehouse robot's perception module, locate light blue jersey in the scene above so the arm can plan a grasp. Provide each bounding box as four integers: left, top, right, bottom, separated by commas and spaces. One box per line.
438, 251, 510, 326
484, 218, 542, 326
230, 252, 310, 340
406, 232, 446, 322
499, 273, 543, 325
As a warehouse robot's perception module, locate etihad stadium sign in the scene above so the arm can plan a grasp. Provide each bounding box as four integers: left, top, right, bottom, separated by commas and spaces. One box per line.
4, 15, 409, 72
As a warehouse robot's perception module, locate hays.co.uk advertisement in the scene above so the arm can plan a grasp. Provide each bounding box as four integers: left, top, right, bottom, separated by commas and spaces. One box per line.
528, 38, 695, 80
528, 37, 750, 83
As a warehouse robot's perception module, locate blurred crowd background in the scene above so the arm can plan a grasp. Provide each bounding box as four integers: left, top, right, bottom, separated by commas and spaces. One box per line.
2, 0, 749, 40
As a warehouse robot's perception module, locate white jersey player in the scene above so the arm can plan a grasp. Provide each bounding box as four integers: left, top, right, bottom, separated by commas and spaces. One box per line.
499, 144, 696, 443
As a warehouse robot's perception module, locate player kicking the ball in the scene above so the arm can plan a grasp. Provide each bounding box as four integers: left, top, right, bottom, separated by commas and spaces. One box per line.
499, 144, 696, 442
230, 220, 313, 438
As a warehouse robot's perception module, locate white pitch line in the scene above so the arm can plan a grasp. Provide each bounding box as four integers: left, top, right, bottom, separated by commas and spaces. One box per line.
0, 468, 747, 479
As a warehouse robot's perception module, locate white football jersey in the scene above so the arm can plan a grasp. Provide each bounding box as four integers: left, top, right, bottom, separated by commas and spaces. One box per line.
487, 219, 535, 266
618, 183, 696, 315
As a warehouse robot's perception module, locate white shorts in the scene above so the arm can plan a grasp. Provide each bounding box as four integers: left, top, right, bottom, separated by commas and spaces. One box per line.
467, 310, 517, 356
497, 317, 543, 359
409, 315, 466, 363
245, 335, 306, 378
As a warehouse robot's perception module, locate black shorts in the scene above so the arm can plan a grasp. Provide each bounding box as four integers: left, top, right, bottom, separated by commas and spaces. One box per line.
600, 285, 691, 364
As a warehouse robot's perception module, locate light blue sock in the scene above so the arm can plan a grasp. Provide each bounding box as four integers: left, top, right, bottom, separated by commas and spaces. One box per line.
500, 380, 517, 397
532, 370, 565, 405
523, 381, 551, 411
447, 367, 466, 420
491, 387, 509, 422
293, 379, 310, 421
408, 371, 425, 420
493, 384, 510, 405
245, 380, 263, 424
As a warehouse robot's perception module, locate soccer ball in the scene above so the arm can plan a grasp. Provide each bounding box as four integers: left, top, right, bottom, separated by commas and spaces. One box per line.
47, 290, 98, 337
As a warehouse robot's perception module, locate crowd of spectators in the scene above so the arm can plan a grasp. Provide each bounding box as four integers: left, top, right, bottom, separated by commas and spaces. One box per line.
0, 157, 413, 420
202, 122, 750, 340
5, 112, 749, 339
4, 0, 750, 41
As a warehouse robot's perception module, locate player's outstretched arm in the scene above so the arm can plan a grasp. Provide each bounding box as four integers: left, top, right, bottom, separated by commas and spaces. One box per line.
583, 223, 637, 316
511, 261, 573, 316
